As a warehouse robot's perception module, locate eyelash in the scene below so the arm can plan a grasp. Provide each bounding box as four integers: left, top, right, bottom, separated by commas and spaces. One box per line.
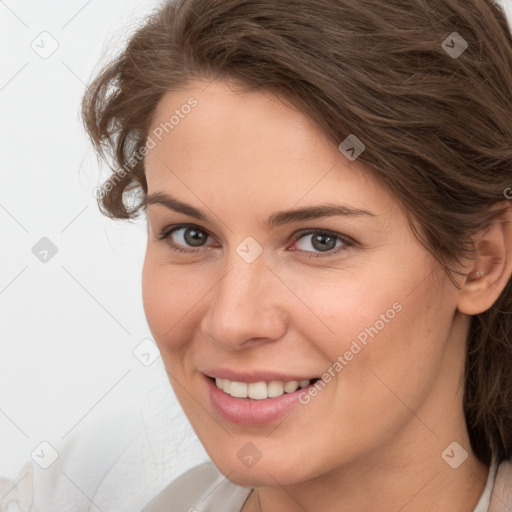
155, 223, 356, 259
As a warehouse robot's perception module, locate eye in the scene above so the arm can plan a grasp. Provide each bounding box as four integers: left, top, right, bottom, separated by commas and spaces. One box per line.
156, 224, 215, 254
289, 229, 354, 258
155, 224, 355, 258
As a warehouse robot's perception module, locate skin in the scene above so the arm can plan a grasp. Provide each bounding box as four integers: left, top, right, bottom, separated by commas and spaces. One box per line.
141, 79, 512, 512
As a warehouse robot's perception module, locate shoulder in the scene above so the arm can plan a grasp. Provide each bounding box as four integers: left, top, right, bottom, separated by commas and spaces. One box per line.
489, 457, 512, 512
141, 461, 252, 512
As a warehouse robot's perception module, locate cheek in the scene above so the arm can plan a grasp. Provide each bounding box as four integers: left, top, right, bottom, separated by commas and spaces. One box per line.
331, 271, 456, 419
141, 249, 200, 347
276, 262, 406, 359
290, 257, 453, 399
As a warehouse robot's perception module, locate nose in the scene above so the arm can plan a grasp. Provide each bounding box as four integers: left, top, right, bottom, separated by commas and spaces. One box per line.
200, 251, 288, 350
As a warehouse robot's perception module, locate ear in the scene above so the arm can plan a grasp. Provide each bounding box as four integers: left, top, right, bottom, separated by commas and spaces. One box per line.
457, 202, 512, 316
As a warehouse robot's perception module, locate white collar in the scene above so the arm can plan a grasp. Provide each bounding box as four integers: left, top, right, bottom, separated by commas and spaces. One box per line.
473, 452, 499, 512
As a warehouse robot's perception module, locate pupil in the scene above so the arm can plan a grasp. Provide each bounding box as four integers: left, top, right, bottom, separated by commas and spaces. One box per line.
312, 233, 335, 252
185, 228, 206, 247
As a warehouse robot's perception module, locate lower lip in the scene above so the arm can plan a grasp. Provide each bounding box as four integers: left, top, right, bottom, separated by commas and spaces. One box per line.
206, 376, 313, 426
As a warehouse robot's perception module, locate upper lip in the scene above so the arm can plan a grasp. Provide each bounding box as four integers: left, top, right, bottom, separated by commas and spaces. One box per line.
203, 368, 319, 383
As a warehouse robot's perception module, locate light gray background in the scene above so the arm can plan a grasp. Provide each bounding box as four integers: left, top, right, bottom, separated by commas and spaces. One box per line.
1, 0, 511, 510
1, 1, 207, 510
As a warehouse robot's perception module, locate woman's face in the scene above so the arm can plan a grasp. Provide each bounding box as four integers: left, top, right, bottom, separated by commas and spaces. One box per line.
142, 80, 467, 487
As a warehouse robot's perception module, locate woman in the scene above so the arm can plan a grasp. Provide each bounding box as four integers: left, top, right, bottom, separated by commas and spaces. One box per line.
81, 0, 512, 510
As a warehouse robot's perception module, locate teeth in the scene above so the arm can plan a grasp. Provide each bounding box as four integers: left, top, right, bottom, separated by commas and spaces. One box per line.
283, 380, 299, 393
230, 381, 248, 398
267, 380, 285, 398
215, 378, 312, 400
248, 381, 267, 399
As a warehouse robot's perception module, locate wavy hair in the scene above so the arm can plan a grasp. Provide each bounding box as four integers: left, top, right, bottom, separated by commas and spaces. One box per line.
81, 0, 512, 465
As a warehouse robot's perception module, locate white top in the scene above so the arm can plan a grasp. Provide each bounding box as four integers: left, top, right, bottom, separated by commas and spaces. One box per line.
473, 452, 499, 512
141, 453, 500, 512
141, 461, 251, 512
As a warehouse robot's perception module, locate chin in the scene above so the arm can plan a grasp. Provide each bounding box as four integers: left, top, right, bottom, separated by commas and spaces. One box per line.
223, 465, 296, 488
212, 454, 312, 488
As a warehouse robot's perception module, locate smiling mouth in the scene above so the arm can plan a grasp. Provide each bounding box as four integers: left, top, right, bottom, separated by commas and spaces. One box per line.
210, 376, 320, 400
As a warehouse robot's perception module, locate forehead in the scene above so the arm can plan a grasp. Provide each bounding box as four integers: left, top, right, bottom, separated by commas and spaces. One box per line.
146, 79, 327, 162
144, 80, 391, 218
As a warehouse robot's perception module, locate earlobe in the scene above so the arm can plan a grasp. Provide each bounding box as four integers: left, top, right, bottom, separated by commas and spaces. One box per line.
457, 203, 512, 316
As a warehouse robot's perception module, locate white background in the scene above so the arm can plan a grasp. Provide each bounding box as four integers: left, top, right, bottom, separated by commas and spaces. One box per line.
1, 1, 207, 510
1, 0, 511, 510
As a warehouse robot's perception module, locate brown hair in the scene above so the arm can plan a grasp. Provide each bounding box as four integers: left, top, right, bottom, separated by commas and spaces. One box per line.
81, 0, 512, 466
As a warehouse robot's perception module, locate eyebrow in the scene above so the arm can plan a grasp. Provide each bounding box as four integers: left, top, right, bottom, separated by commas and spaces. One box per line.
144, 191, 376, 227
